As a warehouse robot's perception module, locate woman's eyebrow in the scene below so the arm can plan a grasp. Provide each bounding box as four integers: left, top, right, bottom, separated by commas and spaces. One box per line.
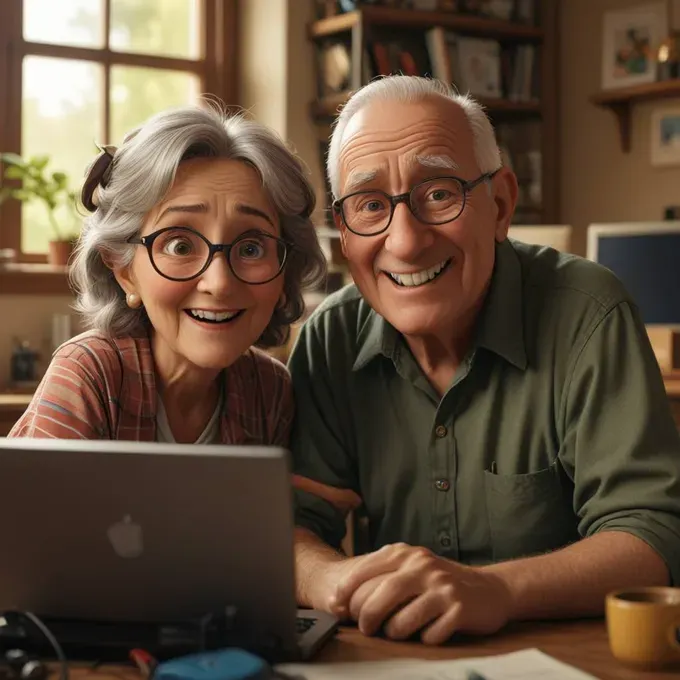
156, 203, 208, 223
235, 203, 275, 227
154, 201, 275, 228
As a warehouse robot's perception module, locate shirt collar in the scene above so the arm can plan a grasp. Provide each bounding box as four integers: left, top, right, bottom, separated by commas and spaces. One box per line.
475, 238, 527, 370
353, 310, 399, 371
352, 238, 527, 372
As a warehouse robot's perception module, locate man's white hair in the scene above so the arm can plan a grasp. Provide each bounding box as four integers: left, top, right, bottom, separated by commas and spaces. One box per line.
327, 75, 502, 198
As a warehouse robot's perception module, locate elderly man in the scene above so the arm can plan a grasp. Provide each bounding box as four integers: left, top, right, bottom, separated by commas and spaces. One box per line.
289, 75, 680, 645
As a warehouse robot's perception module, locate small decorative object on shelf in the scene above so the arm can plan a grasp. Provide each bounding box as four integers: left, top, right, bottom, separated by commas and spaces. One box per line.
600, 3, 668, 91
663, 205, 680, 220
0, 248, 16, 265
657, 34, 680, 80
9, 338, 40, 391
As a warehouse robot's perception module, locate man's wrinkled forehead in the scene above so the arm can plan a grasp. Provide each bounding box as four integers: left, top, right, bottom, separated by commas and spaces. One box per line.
344, 154, 460, 193
337, 98, 474, 192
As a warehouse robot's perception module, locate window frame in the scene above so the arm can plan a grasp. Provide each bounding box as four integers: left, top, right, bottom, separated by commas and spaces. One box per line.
0, 0, 239, 268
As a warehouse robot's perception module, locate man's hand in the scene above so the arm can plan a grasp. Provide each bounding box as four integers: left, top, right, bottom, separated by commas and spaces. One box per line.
330, 543, 513, 645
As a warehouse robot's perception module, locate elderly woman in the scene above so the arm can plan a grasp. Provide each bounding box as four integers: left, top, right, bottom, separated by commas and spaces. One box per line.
10, 105, 326, 443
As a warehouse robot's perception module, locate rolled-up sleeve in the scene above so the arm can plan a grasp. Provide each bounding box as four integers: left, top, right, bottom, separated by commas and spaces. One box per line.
561, 300, 680, 584
287, 314, 361, 551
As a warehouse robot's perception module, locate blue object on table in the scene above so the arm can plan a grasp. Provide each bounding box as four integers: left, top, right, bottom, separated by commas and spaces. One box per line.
153, 649, 272, 680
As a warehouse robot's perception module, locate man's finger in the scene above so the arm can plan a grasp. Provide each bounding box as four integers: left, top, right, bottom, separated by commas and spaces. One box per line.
355, 572, 420, 636
348, 574, 386, 620
420, 602, 464, 646
334, 550, 399, 606
383, 591, 444, 640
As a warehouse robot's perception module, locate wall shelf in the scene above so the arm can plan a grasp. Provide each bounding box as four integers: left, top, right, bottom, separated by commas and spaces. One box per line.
0, 263, 71, 295
590, 79, 680, 153
309, 6, 543, 42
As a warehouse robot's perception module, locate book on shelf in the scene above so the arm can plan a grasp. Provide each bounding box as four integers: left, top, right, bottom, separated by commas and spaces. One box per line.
425, 27, 538, 101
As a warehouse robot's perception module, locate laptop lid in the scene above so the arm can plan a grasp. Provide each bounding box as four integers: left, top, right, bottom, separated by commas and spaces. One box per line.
0, 439, 300, 655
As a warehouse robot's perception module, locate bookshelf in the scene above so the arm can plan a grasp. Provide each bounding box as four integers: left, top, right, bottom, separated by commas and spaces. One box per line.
308, 1, 560, 228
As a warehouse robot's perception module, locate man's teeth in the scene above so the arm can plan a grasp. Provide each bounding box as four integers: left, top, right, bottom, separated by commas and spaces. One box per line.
188, 309, 240, 322
388, 259, 449, 287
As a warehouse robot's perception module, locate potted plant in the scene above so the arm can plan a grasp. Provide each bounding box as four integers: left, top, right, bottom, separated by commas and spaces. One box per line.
0, 152, 80, 266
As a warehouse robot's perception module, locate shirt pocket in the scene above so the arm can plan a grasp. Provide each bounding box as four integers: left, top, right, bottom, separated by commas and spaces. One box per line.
483, 459, 580, 561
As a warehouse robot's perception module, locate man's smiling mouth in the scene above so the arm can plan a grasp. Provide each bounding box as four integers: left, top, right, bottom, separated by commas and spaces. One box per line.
185, 309, 245, 324
385, 258, 452, 288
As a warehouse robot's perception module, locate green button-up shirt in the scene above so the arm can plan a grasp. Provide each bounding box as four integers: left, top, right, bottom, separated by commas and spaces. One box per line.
288, 239, 680, 584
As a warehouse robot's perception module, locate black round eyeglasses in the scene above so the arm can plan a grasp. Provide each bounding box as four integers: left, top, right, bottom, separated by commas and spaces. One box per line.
333, 171, 499, 236
127, 226, 290, 284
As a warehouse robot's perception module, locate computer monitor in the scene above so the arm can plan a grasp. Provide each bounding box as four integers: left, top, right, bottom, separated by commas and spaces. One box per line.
586, 222, 680, 327
508, 225, 573, 252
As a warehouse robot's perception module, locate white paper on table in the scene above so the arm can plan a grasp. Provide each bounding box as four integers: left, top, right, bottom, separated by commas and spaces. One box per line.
275, 647, 601, 680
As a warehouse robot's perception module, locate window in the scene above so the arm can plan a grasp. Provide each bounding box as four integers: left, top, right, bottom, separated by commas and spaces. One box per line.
0, 0, 237, 263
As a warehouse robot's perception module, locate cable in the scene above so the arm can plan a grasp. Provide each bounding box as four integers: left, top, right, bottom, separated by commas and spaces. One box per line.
14, 612, 68, 680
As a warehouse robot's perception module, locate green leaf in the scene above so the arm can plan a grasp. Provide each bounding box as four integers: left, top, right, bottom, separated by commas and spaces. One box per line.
30, 155, 50, 171
52, 171, 68, 187
0, 152, 26, 167
4, 165, 26, 180
13, 189, 34, 202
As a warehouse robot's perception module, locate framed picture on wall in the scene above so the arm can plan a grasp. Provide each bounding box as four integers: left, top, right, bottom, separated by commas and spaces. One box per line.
601, 2, 668, 90
651, 106, 680, 166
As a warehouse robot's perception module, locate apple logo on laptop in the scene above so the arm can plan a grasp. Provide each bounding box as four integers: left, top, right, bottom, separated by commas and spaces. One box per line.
107, 514, 143, 558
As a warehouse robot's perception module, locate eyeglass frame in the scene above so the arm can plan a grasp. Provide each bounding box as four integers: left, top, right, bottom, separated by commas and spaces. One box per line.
332, 170, 500, 236
126, 226, 292, 285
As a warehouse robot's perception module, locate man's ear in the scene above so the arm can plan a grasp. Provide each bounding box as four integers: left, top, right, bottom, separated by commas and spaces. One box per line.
492, 167, 519, 243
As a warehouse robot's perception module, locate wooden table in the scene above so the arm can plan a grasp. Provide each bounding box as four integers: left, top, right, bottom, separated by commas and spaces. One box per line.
311, 620, 680, 679
61, 620, 679, 680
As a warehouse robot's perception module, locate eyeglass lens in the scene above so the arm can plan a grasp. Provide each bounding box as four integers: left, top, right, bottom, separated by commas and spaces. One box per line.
342, 177, 465, 234
150, 228, 285, 283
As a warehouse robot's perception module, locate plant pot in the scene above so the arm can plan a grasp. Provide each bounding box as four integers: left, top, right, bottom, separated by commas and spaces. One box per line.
48, 240, 74, 266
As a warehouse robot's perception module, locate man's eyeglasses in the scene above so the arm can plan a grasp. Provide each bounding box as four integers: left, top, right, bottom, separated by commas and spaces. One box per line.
127, 227, 290, 284
332, 171, 499, 237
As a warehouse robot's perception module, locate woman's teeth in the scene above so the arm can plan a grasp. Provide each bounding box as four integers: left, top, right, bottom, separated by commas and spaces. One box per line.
387, 259, 451, 287
186, 309, 242, 323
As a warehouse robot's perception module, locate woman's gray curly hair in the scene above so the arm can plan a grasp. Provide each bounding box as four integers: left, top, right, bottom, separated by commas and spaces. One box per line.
70, 103, 327, 348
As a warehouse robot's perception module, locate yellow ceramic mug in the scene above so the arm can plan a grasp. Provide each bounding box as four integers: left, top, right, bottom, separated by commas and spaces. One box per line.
606, 587, 680, 670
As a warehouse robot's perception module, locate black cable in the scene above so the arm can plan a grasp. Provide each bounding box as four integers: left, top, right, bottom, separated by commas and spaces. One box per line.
16, 613, 68, 680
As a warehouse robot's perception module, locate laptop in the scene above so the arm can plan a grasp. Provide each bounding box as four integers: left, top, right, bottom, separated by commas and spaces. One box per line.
0, 438, 338, 662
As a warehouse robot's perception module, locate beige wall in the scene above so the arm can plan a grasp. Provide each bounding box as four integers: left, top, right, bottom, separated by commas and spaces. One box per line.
561, 0, 680, 255
238, 0, 288, 136
238, 0, 326, 224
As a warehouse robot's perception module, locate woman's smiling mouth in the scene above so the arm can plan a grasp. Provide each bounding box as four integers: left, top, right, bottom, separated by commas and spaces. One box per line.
185, 309, 245, 324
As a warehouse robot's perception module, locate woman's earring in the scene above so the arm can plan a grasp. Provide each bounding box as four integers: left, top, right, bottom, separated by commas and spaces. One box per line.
126, 293, 142, 309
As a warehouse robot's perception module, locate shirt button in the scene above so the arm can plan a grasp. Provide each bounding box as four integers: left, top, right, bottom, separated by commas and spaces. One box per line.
434, 479, 450, 492
439, 533, 452, 548
435, 425, 447, 438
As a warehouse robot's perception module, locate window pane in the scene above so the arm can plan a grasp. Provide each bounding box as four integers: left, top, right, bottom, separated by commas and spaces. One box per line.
110, 66, 200, 144
22, 57, 104, 254
110, 0, 202, 59
23, 0, 104, 48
